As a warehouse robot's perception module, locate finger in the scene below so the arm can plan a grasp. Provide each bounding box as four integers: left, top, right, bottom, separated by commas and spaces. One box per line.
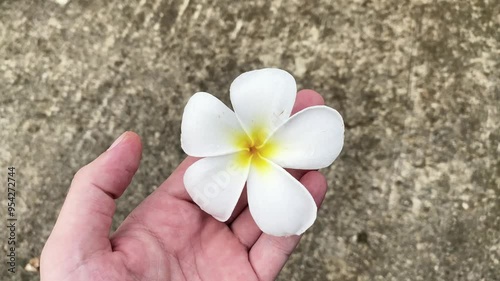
248, 171, 327, 281
229, 170, 314, 248
225, 89, 325, 223
282, 89, 325, 195
287, 89, 325, 178
231, 171, 326, 249
229, 203, 259, 249
228, 168, 307, 227
48, 131, 142, 255
291, 89, 325, 115
232, 170, 326, 251
229, 169, 312, 248
158, 156, 199, 201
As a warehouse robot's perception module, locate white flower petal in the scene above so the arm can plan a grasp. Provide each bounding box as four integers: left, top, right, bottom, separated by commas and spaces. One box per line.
246, 157, 317, 236
266, 106, 344, 170
181, 92, 247, 157
230, 68, 297, 140
184, 152, 251, 221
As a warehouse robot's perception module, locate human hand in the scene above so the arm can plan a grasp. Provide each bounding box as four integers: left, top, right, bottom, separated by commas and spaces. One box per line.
41, 90, 329, 281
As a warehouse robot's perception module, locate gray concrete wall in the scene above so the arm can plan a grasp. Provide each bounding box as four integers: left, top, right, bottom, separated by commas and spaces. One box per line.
1, 0, 498, 280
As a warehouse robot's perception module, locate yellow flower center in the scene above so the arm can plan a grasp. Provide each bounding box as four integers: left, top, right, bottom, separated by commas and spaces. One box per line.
233, 125, 278, 172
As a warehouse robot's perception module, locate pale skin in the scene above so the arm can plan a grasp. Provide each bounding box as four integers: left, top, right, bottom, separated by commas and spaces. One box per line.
41, 90, 329, 281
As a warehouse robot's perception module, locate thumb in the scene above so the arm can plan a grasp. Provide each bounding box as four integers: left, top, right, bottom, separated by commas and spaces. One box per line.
46, 131, 142, 256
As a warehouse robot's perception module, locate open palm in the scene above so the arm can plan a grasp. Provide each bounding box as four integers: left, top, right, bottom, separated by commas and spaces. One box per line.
41, 90, 328, 281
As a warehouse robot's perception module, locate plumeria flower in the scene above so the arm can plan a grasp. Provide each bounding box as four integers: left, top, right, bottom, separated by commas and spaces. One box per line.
181, 68, 344, 236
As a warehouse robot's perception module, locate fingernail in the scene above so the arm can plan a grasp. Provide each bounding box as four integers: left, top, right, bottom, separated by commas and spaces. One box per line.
108, 132, 127, 151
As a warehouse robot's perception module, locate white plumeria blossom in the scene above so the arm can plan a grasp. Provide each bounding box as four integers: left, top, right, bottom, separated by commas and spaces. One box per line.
181, 68, 344, 236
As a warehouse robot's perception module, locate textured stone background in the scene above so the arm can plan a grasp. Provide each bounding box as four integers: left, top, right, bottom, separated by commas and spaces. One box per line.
1, 0, 499, 280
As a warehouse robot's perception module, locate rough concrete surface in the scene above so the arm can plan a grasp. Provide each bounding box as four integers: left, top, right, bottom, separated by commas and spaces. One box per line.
1, 0, 499, 280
